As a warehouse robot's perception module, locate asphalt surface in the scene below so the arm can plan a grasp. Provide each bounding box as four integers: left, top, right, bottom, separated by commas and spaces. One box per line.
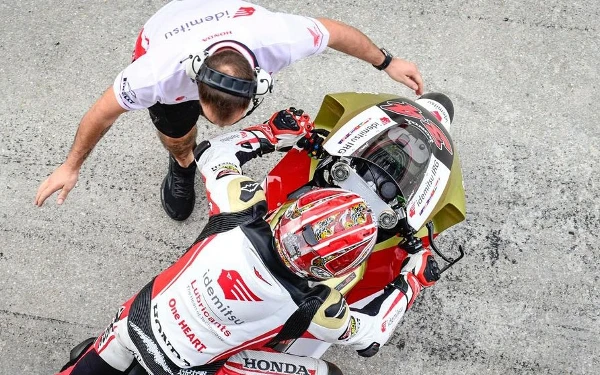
1, 1, 598, 374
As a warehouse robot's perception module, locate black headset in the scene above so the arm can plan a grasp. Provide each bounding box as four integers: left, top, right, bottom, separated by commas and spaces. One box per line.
184, 40, 274, 116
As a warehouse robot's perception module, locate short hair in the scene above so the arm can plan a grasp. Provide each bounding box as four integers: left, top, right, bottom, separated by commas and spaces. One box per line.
198, 50, 253, 124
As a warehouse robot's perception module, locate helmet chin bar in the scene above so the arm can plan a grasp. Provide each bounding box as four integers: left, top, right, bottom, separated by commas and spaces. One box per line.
330, 159, 404, 230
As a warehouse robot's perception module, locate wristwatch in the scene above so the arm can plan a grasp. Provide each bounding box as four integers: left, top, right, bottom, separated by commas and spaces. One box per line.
372, 48, 393, 71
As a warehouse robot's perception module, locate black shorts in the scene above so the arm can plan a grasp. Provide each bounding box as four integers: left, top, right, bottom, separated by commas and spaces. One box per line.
147, 101, 202, 138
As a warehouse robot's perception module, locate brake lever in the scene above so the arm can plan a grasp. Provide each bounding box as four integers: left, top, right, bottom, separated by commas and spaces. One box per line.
426, 221, 465, 274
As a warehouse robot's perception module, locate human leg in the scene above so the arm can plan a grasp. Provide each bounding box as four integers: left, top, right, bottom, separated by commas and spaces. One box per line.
148, 101, 200, 221
57, 302, 136, 375
157, 126, 198, 168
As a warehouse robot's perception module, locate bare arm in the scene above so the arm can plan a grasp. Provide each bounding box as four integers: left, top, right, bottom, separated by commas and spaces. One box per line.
65, 87, 126, 168
317, 18, 424, 95
35, 87, 127, 206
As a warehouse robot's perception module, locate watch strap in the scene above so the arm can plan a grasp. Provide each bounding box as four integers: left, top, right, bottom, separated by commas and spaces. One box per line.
372, 48, 393, 71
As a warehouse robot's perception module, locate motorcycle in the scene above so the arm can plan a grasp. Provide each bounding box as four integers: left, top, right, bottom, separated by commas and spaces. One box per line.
262, 91, 466, 357
62, 92, 466, 373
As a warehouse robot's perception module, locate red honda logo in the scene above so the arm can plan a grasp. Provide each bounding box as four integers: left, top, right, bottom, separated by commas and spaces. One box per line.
381, 102, 425, 120
408, 204, 416, 218
233, 7, 255, 18
307, 27, 322, 47
217, 270, 262, 301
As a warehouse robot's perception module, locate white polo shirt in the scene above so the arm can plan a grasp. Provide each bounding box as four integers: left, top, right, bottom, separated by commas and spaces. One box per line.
113, 0, 330, 110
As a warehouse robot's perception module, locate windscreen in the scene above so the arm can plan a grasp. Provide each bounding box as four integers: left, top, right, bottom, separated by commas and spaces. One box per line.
350, 124, 432, 200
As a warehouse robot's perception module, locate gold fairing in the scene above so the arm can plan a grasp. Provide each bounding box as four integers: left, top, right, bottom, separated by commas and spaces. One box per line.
312, 92, 466, 234
312, 93, 467, 295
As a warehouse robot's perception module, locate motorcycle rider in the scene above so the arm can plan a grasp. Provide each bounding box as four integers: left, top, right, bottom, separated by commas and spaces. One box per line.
34, 0, 424, 221
56, 109, 440, 375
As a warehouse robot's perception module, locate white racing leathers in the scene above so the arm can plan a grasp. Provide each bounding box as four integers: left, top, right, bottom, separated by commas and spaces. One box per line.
93, 130, 421, 375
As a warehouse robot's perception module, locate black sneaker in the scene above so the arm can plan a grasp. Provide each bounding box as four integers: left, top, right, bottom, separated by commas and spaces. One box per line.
161, 155, 196, 221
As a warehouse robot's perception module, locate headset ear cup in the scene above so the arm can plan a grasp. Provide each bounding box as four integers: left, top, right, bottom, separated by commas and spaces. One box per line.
185, 51, 207, 82
254, 68, 273, 98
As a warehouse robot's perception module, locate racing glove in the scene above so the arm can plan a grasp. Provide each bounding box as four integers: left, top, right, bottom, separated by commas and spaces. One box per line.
245, 108, 314, 151
400, 248, 441, 288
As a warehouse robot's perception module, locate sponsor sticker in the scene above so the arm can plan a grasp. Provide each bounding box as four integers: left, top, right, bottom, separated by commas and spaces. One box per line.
164, 11, 232, 40
338, 316, 360, 340
187, 280, 232, 339
334, 272, 357, 291
325, 106, 396, 155
152, 304, 191, 365
168, 298, 208, 353
243, 357, 315, 375
309, 265, 333, 279
211, 163, 241, 179
415, 98, 451, 130
406, 156, 450, 229
119, 76, 136, 106
233, 7, 255, 18
98, 306, 125, 351
239, 180, 262, 202
198, 269, 258, 326
380, 101, 425, 120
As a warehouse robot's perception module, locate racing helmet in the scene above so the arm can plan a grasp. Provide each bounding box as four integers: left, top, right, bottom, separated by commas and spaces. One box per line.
273, 188, 378, 280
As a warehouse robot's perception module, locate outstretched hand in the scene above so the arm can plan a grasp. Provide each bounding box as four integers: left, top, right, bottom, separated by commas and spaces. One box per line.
384, 57, 424, 96
34, 163, 80, 206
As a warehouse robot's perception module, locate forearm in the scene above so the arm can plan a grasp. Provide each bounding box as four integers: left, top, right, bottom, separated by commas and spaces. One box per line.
65, 87, 126, 169
195, 131, 268, 216
317, 17, 423, 95
317, 18, 385, 66
196, 130, 271, 173
65, 115, 112, 169
309, 274, 419, 357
